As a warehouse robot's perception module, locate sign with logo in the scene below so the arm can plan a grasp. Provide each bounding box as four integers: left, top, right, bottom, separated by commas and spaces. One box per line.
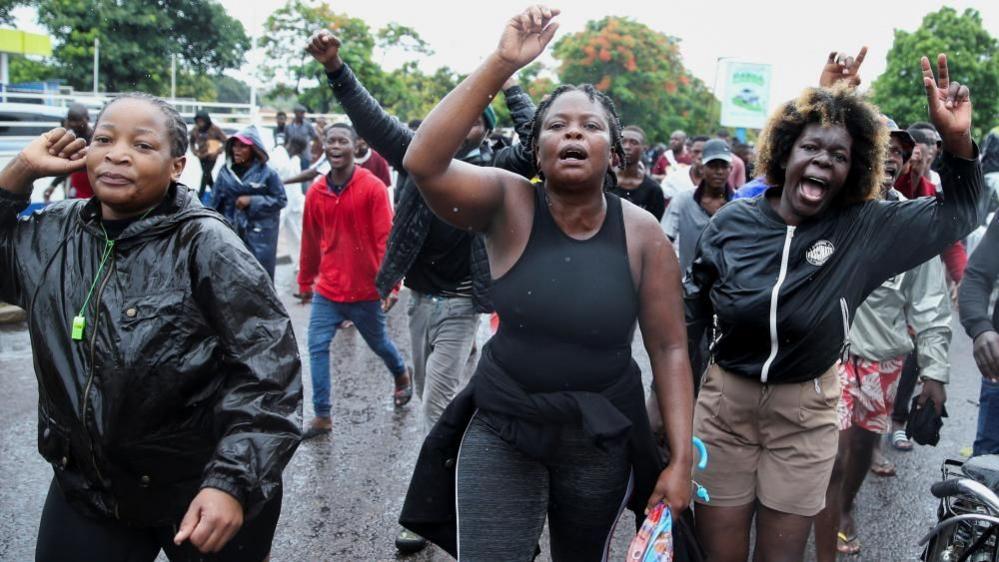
718, 60, 772, 130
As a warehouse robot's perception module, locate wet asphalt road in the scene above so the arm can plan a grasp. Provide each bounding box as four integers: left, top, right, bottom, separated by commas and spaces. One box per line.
0, 262, 987, 561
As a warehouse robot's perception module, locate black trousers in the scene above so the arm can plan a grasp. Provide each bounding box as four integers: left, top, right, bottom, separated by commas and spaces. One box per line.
198, 157, 218, 198
35, 478, 281, 562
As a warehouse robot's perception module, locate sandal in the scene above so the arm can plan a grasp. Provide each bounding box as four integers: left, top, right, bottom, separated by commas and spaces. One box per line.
394, 368, 413, 408
870, 458, 897, 477
891, 429, 914, 451
837, 531, 861, 555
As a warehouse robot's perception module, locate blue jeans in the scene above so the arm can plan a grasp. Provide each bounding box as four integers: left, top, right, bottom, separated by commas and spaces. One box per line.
975, 379, 999, 456
308, 293, 406, 418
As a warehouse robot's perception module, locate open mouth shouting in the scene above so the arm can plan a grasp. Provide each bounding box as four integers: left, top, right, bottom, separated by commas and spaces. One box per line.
798, 175, 830, 205
558, 144, 589, 165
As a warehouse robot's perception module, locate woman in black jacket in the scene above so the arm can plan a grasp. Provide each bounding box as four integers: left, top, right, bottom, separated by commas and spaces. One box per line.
0, 93, 302, 561
687, 55, 981, 561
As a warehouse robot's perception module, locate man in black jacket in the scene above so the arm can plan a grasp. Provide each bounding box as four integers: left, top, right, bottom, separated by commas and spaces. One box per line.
306, 30, 537, 553
959, 213, 999, 456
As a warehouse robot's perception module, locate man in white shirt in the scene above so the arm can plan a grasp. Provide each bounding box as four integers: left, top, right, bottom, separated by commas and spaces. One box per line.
660, 135, 707, 206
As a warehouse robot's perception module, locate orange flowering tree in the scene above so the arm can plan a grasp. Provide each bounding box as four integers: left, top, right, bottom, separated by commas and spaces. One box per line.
553, 17, 719, 144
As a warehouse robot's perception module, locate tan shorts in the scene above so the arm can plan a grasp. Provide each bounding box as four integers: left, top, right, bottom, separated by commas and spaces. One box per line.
693, 364, 840, 517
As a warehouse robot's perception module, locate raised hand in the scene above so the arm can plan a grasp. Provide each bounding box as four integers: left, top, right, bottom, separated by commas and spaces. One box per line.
922, 54, 973, 159
819, 46, 867, 88
495, 5, 560, 70
0, 128, 87, 195
305, 29, 343, 73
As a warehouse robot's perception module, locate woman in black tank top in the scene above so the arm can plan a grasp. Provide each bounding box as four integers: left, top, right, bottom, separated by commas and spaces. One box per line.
391, 7, 695, 560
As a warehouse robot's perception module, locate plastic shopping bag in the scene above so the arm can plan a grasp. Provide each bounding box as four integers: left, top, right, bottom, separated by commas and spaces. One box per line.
626, 501, 673, 561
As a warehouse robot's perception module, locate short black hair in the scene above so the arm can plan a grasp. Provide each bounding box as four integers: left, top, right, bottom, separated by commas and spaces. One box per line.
907, 127, 936, 147
527, 84, 625, 182
325, 122, 357, 141
690, 135, 710, 144
622, 125, 647, 144
276, 111, 287, 118
66, 103, 89, 121
96, 92, 188, 157
285, 134, 308, 155
908, 121, 937, 133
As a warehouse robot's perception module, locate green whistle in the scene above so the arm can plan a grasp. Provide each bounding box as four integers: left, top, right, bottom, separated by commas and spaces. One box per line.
71, 315, 85, 340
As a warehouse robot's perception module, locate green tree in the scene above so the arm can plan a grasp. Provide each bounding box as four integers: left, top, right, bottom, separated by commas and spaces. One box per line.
517, 62, 557, 103
35, 0, 250, 95
377, 23, 432, 56
7, 55, 57, 83
553, 17, 719, 143
215, 75, 251, 104
872, 7, 999, 140
0, 0, 31, 25
259, 1, 453, 120
259, 2, 394, 113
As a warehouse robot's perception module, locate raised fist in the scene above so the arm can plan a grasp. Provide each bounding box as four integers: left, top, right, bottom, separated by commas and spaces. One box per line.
305, 29, 343, 73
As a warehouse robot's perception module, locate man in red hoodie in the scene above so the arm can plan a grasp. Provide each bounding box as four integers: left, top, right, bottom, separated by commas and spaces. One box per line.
298, 123, 412, 438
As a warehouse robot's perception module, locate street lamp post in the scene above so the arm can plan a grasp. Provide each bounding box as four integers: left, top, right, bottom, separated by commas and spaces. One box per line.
92, 37, 99, 95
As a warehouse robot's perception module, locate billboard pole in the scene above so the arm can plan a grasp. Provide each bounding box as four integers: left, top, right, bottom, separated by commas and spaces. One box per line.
93, 37, 99, 95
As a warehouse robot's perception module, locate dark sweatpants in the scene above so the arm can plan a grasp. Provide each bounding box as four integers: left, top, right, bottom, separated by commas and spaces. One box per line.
35, 478, 281, 562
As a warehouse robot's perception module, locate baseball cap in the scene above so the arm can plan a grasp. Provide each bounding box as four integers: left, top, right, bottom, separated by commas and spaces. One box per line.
232, 133, 255, 146
883, 116, 915, 161
701, 139, 733, 164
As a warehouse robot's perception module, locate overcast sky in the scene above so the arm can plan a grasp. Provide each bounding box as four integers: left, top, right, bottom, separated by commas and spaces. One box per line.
14, 1, 999, 117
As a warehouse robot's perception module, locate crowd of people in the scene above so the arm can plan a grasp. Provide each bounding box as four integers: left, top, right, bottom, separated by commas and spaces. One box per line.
2, 4, 998, 561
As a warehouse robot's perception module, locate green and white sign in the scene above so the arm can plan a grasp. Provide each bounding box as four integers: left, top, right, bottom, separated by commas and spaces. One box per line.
719, 60, 771, 130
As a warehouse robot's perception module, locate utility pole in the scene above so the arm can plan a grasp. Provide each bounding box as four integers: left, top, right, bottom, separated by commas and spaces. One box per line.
1, 52, 8, 103
93, 37, 99, 95
170, 53, 176, 99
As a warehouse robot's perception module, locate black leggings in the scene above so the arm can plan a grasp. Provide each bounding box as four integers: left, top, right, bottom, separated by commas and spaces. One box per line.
35, 479, 281, 562
455, 413, 632, 561
198, 157, 218, 198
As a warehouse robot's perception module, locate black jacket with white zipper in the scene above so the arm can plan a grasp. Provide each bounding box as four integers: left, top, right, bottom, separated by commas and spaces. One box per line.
686, 148, 982, 384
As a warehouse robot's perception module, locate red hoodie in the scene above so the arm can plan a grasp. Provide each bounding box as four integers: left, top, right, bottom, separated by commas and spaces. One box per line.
298, 166, 392, 302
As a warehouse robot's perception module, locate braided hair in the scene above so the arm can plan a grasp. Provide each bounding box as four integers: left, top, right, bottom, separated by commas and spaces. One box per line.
527, 84, 626, 187
96, 92, 189, 157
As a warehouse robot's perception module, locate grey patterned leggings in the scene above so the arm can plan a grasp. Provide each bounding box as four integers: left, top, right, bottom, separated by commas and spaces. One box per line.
455, 413, 633, 561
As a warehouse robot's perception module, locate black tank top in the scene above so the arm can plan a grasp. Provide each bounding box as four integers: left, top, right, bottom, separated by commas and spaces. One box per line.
483, 186, 639, 393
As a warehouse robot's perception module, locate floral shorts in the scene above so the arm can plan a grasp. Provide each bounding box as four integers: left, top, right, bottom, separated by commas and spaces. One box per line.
837, 355, 905, 434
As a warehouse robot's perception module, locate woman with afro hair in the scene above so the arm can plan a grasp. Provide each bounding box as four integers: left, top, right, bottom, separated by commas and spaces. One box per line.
686, 53, 982, 561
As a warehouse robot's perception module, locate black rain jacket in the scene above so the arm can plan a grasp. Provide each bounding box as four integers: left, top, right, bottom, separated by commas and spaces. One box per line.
0, 184, 302, 526
325, 64, 538, 313
686, 148, 982, 384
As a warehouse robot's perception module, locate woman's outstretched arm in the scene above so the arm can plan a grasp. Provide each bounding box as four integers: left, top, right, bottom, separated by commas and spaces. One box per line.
633, 209, 694, 518
390, 6, 559, 232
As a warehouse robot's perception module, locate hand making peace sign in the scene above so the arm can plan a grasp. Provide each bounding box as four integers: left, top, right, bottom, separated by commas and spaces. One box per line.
922, 53, 973, 159
819, 46, 867, 89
